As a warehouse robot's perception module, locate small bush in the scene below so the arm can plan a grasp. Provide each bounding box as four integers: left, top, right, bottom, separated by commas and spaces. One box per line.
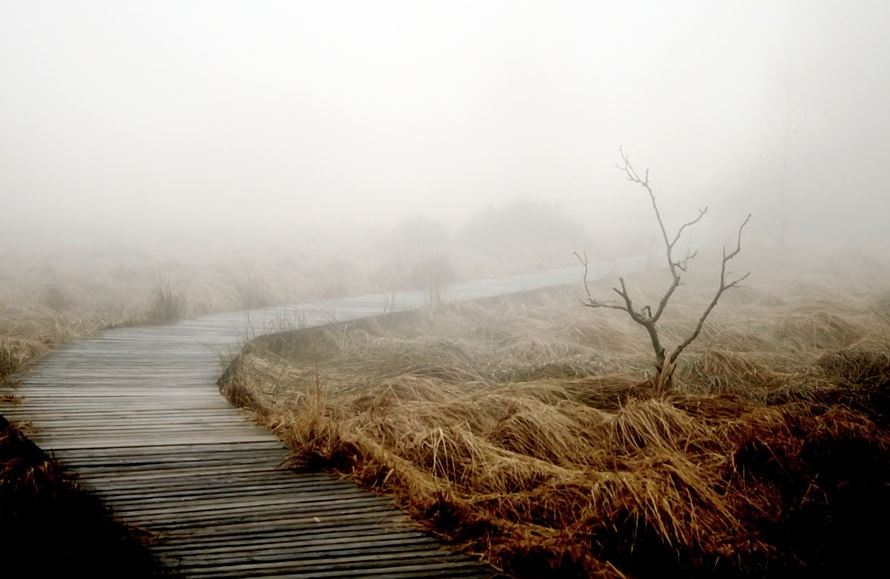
0, 342, 23, 378
146, 275, 188, 324
40, 285, 73, 312
776, 312, 864, 350
817, 347, 890, 386
232, 269, 273, 309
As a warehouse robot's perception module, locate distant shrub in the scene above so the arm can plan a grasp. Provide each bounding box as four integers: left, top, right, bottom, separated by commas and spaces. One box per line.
776, 312, 864, 350
817, 347, 890, 386
233, 269, 273, 310
372, 251, 457, 308
412, 252, 456, 309
381, 216, 451, 251
0, 342, 23, 378
309, 259, 362, 298
146, 275, 188, 324
40, 285, 73, 313
458, 199, 588, 263
373, 217, 455, 297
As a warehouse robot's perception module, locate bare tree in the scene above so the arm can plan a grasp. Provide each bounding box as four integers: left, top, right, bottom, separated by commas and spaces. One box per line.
575, 147, 751, 387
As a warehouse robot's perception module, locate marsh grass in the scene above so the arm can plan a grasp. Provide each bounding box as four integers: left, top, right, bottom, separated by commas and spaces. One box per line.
146, 274, 189, 324
222, 269, 890, 578
0, 341, 26, 378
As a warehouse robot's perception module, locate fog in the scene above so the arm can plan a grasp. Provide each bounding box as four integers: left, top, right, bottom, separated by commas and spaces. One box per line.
1, 0, 889, 254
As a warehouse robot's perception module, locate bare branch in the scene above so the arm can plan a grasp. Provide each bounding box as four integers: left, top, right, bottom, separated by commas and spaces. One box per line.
616, 147, 710, 326
584, 300, 629, 312
574, 250, 629, 312
725, 213, 752, 262
676, 249, 699, 272
581, 148, 754, 387
725, 271, 751, 289
669, 214, 753, 365
619, 147, 670, 253
573, 250, 592, 298
670, 207, 708, 250
613, 278, 641, 319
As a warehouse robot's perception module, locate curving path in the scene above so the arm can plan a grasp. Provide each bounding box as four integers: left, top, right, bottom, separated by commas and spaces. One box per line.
0, 258, 641, 577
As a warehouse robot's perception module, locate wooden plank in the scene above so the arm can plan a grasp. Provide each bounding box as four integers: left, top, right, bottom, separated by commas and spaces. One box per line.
51, 441, 285, 458
174, 557, 490, 578
109, 488, 388, 513
155, 513, 424, 538
153, 528, 432, 553
28, 433, 276, 449
164, 548, 473, 569
143, 507, 416, 532
125, 499, 402, 523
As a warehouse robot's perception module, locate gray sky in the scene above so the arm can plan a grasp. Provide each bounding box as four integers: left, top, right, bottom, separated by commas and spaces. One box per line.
1, 0, 888, 247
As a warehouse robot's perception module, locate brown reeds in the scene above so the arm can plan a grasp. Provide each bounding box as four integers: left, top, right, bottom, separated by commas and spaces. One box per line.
222, 277, 890, 577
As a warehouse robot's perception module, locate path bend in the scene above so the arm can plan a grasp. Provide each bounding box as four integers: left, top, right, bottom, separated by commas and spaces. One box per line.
1, 258, 642, 577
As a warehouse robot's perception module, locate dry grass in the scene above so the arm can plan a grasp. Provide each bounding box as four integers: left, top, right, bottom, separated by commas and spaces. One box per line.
222, 265, 890, 578
0, 247, 408, 380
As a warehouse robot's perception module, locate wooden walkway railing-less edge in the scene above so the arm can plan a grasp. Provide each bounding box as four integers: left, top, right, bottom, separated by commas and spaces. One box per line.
1, 258, 643, 578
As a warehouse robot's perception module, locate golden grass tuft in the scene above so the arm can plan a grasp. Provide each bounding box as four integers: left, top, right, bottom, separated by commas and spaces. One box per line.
816, 347, 890, 386
775, 312, 865, 350
680, 350, 790, 396
607, 398, 707, 454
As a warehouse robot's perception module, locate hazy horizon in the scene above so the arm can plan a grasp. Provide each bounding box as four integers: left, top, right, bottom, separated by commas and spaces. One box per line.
2, 1, 889, 255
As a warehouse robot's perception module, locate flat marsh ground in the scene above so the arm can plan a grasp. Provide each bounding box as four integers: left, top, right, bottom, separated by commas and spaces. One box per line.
223, 254, 890, 578
3, 244, 888, 577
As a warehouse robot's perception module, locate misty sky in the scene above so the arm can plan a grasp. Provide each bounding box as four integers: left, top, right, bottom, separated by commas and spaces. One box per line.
1, 1, 888, 247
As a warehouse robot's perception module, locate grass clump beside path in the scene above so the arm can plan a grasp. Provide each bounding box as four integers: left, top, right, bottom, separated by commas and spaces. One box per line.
222, 271, 890, 578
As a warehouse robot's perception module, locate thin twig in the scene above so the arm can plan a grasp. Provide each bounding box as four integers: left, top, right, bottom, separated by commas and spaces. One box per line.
669, 214, 752, 364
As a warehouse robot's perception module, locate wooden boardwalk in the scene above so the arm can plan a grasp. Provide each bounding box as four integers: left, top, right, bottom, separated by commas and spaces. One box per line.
0, 259, 641, 577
